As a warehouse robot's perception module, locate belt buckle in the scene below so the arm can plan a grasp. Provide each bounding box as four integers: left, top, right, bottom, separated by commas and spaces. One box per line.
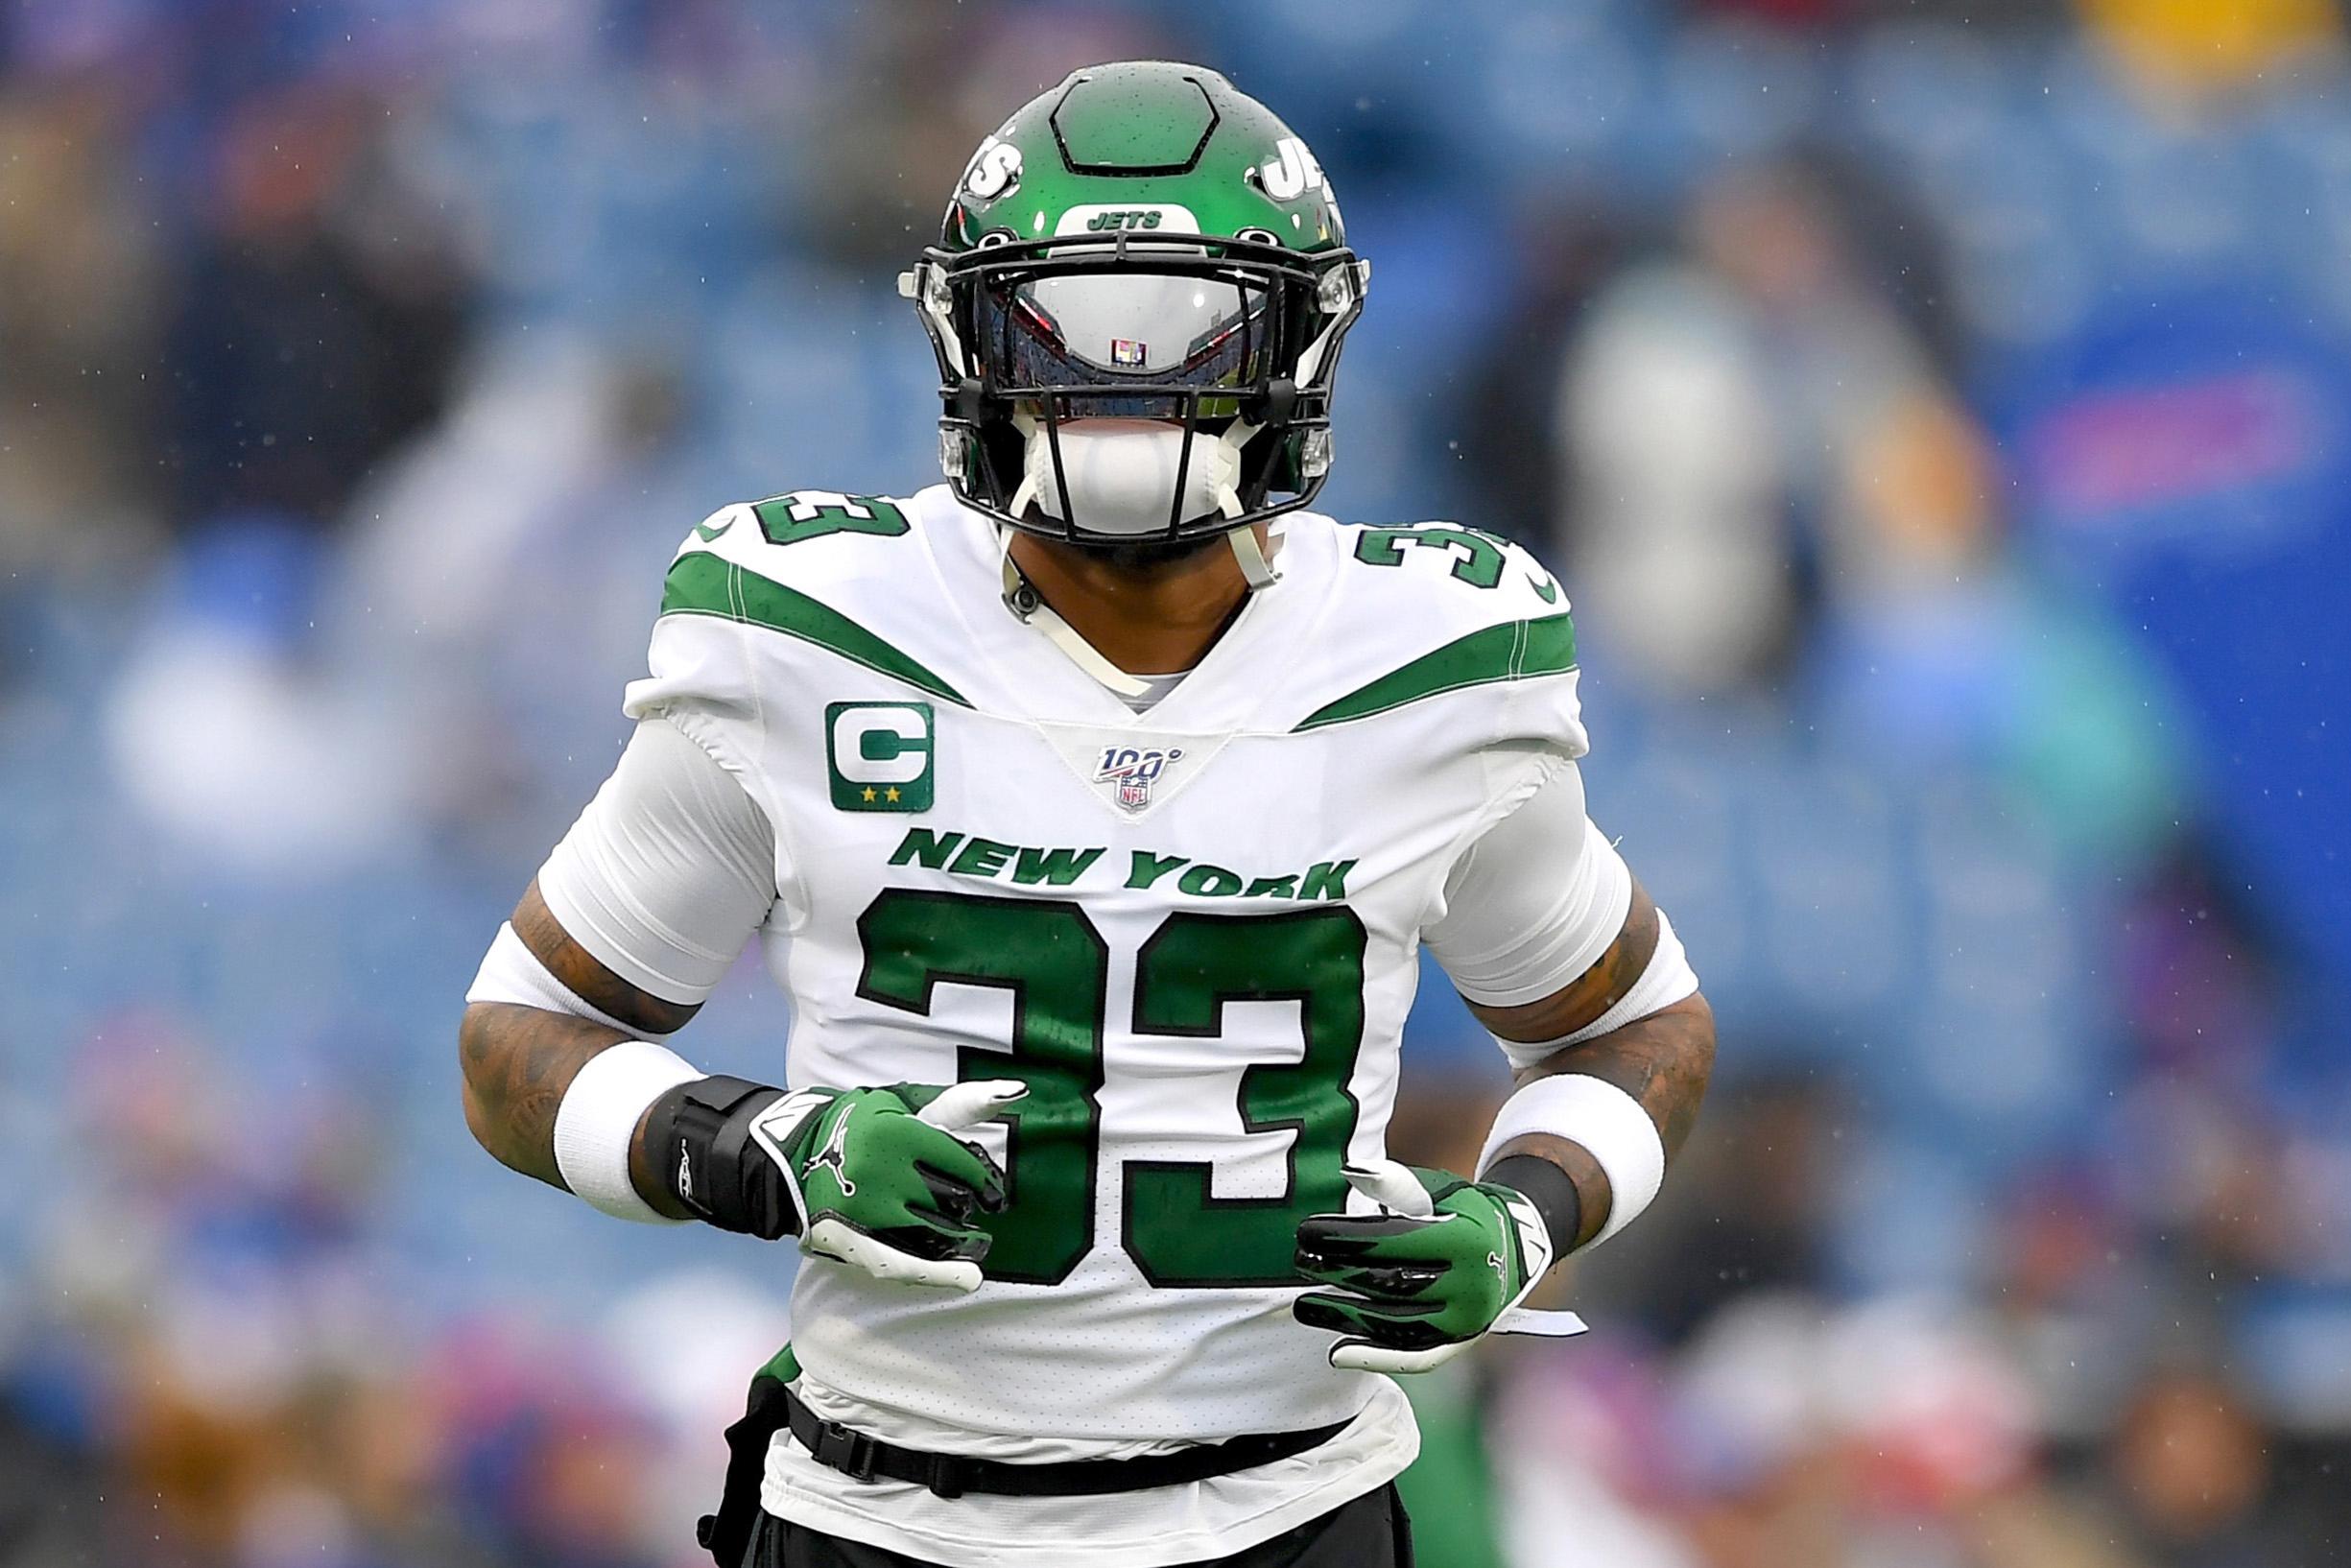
815, 1417, 879, 1483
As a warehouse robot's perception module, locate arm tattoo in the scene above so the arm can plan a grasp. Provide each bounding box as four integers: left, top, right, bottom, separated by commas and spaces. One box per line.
1463, 875, 1715, 1250
457, 881, 703, 1217
459, 1001, 627, 1189
513, 877, 701, 1035
1485, 997, 1715, 1249
1464, 880, 1661, 1043
1515, 994, 1715, 1155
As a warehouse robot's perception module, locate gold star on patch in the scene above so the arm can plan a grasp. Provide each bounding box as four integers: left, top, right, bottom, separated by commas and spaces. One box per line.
884, 786, 902, 803
861, 786, 877, 802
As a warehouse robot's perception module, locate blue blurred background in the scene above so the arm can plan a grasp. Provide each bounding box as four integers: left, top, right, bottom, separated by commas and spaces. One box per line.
2, 1, 2348, 1563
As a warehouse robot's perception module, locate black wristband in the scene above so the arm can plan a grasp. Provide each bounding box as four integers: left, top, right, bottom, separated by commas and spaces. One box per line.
1483, 1152, 1584, 1260
641, 1075, 792, 1237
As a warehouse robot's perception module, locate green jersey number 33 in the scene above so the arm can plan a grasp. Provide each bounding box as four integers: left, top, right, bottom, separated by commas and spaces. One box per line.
855, 891, 1366, 1288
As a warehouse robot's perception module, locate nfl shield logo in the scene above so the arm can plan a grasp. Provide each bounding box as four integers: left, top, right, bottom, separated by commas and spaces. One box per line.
1093, 745, 1183, 813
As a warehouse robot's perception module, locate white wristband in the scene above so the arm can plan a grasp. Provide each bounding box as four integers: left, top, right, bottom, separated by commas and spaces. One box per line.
552, 1040, 705, 1224
1475, 1074, 1666, 1251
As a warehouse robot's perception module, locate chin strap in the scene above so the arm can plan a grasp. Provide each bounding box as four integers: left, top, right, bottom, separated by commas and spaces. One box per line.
999, 531, 1156, 701
1228, 525, 1280, 589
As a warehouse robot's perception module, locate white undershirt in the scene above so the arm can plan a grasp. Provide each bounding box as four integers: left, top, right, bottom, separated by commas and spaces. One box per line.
1118, 667, 1192, 712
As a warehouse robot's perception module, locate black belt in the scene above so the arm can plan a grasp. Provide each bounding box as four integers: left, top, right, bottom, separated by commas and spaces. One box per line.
782, 1384, 1351, 1500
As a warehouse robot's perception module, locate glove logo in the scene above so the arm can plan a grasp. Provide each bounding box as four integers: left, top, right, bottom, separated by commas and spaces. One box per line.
809, 1111, 858, 1197
1294, 1160, 1584, 1373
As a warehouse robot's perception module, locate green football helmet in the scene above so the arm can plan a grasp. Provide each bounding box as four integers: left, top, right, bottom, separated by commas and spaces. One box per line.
901, 61, 1369, 551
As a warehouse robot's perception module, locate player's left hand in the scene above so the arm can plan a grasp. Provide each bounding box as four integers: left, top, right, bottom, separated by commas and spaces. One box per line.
1293, 1159, 1577, 1373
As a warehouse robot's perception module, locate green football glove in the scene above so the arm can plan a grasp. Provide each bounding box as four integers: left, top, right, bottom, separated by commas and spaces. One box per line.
1293, 1159, 1583, 1373
749, 1080, 1025, 1293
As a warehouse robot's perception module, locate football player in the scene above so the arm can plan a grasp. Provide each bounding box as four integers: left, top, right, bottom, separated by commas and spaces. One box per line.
461, 61, 1713, 1568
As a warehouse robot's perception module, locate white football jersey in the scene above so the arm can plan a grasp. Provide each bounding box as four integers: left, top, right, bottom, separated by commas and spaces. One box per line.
623, 484, 1584, 1557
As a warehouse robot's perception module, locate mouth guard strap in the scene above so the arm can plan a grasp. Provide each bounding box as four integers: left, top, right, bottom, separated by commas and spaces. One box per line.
1228, 525, 1279, 589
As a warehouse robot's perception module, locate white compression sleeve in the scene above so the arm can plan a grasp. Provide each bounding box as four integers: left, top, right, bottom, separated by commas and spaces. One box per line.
466, 718, 775, 1224
1425, 762, 1631, 1009
535, 716, 778, 1008
1476, 907, 1700, 1073
465, 920, 638, 1033
1424, 761, 1699, 1071
1536, 908, 1697, 1048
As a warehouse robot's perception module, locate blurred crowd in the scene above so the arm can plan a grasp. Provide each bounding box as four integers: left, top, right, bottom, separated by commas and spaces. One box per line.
1, 1, 2346, 1565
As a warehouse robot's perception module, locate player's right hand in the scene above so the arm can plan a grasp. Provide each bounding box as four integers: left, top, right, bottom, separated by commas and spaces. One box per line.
749, 1080, 1025, 1293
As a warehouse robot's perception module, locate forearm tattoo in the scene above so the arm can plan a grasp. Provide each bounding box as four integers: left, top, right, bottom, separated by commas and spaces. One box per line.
459, 1001, 627, 1188
459, 881, 707, 1206
1485, 998, 1715, 1249
1465, 877, 1716, 1249
512, 877, 701, 1035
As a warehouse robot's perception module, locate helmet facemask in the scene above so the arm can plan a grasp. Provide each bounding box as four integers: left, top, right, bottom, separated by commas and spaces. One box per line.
907, 231, 1365, 549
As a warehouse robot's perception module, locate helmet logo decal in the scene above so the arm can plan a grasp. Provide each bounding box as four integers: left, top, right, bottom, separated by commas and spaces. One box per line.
1056, 203, 1199, 236
963, 135, 1022, 200
1259, 136, 1325, 202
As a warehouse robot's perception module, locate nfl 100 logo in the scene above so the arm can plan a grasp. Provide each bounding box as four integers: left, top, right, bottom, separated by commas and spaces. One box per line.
1094, 744, 1184, 812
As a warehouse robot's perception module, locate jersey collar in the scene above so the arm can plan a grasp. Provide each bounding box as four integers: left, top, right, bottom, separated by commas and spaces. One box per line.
914, 487, 1328, 736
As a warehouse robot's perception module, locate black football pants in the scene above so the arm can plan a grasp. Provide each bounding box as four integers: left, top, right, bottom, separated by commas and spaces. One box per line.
745, 1483, 1413, 1567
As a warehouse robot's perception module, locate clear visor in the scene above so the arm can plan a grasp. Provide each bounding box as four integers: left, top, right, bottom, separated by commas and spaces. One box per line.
976, 265, 1280, 417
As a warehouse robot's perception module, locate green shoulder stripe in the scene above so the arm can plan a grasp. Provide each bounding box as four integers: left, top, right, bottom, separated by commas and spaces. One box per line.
1294, 613, 1576, 731
659, 552, 970, 707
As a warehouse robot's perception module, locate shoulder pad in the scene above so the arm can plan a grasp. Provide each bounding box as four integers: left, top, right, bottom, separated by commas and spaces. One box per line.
670, 489, 920, 575
640, 488, 973, 710
1278, 519, 1580, 744
1330, 520, 1568, 627
658, 488, 936, 628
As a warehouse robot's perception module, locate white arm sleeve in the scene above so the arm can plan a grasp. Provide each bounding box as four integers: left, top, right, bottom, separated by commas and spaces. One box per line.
1426, 762, 1631, 1009
1425, 761, 1698, 1068
533, 716, 778, 1008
